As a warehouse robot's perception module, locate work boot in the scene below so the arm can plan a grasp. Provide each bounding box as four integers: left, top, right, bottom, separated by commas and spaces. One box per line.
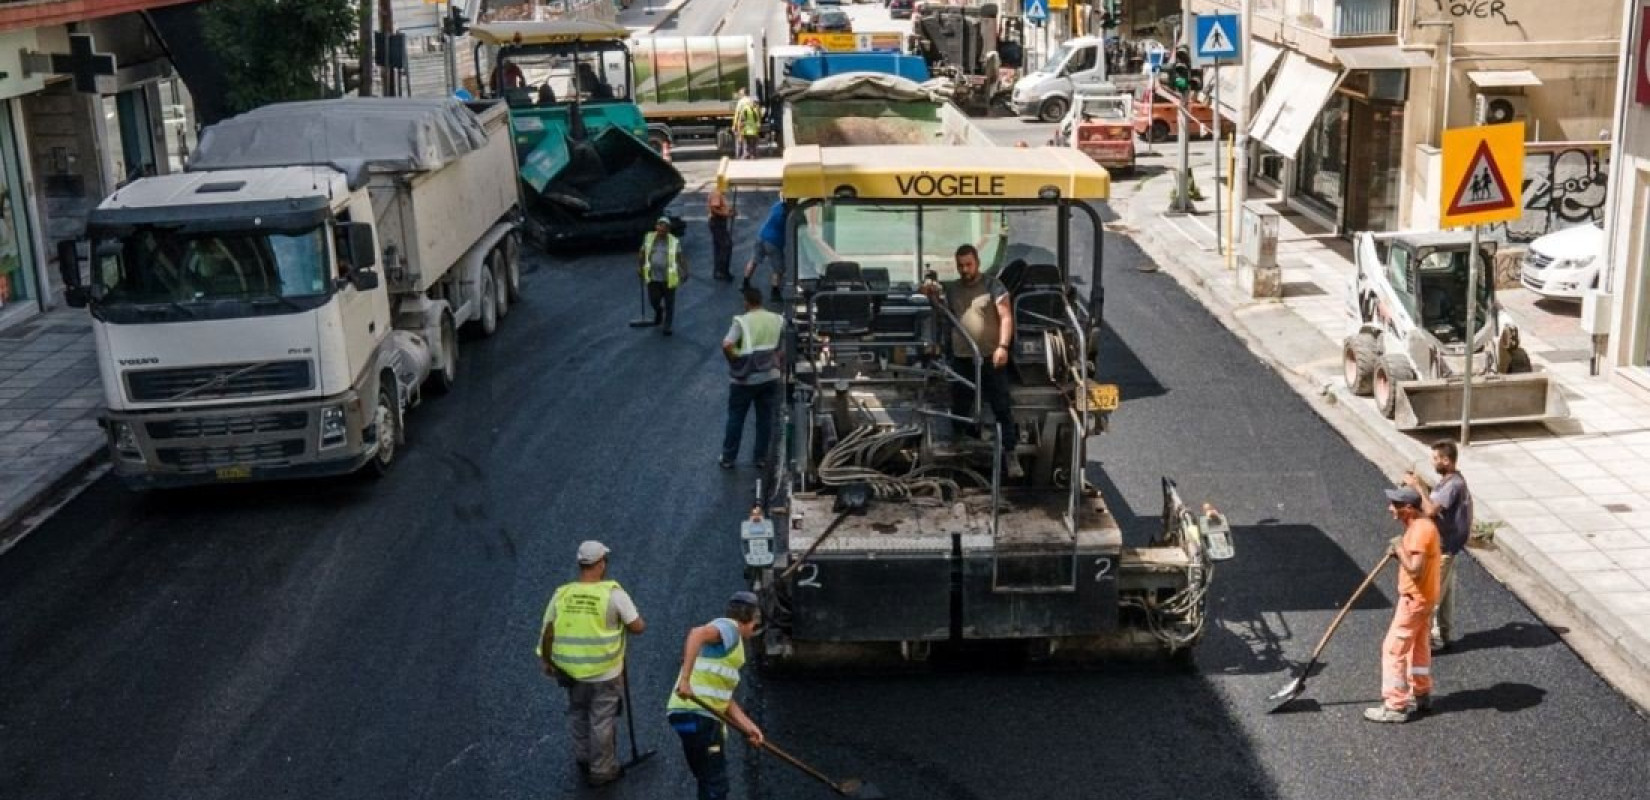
662, 325, 673, 336
714, 269, 733, 282
769, 287, 783, 303
586, 768, 623, 788
719, 456, 734, 470
1362, 705, 1415, 724
742, 278, 753, 292
1414, 693, 1433, 714
1006, 458, 1026, 480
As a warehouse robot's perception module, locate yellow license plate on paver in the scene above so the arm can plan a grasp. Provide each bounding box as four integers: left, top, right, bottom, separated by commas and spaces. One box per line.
1087, 382, 1121, 411
216, 466, 252, 480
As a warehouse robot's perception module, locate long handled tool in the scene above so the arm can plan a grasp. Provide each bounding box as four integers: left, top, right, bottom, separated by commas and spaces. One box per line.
684, 695, 885, 799
1267, 551, 1395, 713
628, 274, 656, 328
620, 666, 657, 769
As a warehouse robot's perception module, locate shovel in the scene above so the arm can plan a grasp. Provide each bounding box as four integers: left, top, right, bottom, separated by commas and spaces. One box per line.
684, 695, 886, 799
628, 275, 657, 328
1267, 551, 1394, 713
621, 666, 657, 769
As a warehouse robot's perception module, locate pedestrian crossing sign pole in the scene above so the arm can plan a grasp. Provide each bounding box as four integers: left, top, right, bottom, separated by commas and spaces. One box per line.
1439, 120, 1524, 445
1024, 0, 1048, 25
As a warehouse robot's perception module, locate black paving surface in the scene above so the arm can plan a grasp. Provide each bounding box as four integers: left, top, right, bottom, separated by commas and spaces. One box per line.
2, 198, 1648, 800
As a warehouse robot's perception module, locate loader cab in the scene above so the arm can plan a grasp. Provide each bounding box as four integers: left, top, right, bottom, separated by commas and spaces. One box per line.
1378, 235, 1495, 347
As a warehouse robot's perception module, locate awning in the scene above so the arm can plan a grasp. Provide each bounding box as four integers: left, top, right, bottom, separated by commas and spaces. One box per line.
1332, 45, 1434, 71
1248, 52, 1343, 159
1467, 69, 1543, 88
1214, 40, 1284, 119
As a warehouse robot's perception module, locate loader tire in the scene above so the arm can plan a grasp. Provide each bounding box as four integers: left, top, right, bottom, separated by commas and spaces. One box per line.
1505, 347, 1533, 374
1343, 333, 1380, 396
1373, 355, 1416, 420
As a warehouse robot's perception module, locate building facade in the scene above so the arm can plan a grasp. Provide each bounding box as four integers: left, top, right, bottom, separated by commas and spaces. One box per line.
1193, 0, 1619, 274
1601, 1, 1650, 397
0, 0, 203, 330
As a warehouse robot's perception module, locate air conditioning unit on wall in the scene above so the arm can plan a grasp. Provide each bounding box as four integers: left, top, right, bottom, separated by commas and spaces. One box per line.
1476, 93, 1530, 126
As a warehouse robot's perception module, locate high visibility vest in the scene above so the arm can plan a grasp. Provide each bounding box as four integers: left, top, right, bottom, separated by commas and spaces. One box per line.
665, 622, 746, 716
640, 232, 681, 288
729, 309, 783, 380
735, 98, 760, 136
540, 580, 626, 681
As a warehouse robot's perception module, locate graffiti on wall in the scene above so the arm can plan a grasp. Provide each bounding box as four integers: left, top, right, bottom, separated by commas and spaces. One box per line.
1481, 147, 1608, 245
1435, 0, 1521, 26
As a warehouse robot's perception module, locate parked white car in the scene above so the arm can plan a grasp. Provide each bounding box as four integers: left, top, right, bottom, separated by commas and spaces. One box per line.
1520, 221, 1605, 302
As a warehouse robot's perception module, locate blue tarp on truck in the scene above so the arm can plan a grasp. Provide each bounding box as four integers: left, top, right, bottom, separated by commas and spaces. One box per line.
786, 54, 930, 83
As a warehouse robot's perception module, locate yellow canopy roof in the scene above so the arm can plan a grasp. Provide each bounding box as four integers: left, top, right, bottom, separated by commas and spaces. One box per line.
779, 145, 1111, 202
470, 20, 629, 46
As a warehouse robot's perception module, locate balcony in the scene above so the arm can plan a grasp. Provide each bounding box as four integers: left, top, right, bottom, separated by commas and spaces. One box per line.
1336, 0, 1397, 36
0, 0, 203, 33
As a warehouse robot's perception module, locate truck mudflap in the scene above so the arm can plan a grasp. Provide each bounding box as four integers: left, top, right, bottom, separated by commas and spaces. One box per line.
1393, 374, 1571, 431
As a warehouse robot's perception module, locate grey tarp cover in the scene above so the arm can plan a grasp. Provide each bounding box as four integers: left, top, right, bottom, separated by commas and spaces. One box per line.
776, 72, 956, 103
189, 98, 488, 175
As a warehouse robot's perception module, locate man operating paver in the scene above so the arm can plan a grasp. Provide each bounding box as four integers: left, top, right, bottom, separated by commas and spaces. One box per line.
538, 541, 646, 787
1366, 488, 1442, 724
1403, 439, 1474, 651
920, 244, 1023, 479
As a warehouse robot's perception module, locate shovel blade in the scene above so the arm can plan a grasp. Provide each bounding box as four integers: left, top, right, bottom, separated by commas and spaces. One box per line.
1266, 676, 1304, 710
839, 778, 887, 799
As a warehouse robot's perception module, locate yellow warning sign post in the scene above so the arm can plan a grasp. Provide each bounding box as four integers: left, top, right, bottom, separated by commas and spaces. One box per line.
1439, 121, 1525, 445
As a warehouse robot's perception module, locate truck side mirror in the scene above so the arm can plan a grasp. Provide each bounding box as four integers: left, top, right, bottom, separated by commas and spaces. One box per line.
347, 222, 378, 269
58, 240, 89, 308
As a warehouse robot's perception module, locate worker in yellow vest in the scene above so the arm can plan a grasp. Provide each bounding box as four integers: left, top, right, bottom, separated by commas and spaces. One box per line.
666, 591, 765, 800
720, 287, 785, 469
639, 217, 688, 335
732, 88, 761, 160
538, 541, 646, 788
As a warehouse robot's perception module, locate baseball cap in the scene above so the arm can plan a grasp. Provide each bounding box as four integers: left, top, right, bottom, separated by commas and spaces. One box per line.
1384, 487, 1422, 508
577, 540, 610, 565
728, 590, 760, 608
656, 216, 671, 226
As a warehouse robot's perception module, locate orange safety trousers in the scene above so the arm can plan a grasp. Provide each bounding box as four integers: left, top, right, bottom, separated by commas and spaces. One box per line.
1381, 594, 1434, 711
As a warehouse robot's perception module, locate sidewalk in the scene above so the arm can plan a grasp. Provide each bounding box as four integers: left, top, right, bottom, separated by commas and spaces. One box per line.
0, 309, 105, 549
1121, 146, 1650, 709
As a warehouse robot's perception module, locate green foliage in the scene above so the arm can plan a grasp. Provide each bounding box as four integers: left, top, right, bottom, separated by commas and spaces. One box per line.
202, 0, 357, 113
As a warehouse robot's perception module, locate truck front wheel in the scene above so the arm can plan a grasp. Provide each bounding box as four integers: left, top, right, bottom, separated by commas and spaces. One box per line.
1149, 120, 1171, 143
366, 381, 401, 479
431, 312, 459, 394
1038, 96, 1069, 123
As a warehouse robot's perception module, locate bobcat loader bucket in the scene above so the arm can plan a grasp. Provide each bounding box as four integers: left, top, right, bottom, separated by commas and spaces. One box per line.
1393, 374, 1570, 432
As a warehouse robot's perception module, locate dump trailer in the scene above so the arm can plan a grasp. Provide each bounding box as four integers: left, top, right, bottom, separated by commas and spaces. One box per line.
58, 99, 522, 488
725, 145, 1235, 668
1343, 231, 1569, 431
472, 20, 684, 245
777, 72, 994, 151
629, 34, 760, 153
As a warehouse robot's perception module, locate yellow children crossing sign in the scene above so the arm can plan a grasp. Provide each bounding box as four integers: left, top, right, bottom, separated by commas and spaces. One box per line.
1440, 122, 1524, 227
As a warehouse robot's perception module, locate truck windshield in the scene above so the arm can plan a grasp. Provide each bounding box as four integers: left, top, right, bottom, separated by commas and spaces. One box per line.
499, 44, 630, 104
792, 202, 1097, 297
1041, 43, 1073, 74
92, 227, 331, 322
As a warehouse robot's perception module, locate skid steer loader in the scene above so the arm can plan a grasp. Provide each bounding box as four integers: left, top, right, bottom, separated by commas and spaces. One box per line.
1342, 231, 1569, 431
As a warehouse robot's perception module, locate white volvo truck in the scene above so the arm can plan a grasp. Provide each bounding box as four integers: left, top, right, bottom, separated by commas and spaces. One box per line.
58, 98, 522, 488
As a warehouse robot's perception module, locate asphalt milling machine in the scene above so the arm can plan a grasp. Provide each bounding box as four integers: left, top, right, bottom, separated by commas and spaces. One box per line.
472, 20, 685, 246
725, 144, 1236, 671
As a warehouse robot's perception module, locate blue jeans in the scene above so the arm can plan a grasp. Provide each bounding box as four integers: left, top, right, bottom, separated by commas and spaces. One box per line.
669, 712, 728, 800
723, 380, 779, 463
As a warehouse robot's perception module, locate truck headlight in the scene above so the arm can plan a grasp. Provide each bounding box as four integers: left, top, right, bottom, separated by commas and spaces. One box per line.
320, 405, 348, 449
111, 421, 143, 462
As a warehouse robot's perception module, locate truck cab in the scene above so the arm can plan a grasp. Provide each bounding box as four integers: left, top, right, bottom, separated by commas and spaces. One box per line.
1010, 36, 1110, 122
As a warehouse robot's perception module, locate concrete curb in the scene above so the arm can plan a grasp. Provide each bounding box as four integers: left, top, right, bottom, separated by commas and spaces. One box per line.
1118, 175, 1650, 713
0, 444, 107, 557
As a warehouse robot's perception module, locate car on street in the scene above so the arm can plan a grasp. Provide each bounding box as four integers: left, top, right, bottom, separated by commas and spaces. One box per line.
889, 0, 914, 18
1521, 220, 1606, 302
816, 9, 852, 31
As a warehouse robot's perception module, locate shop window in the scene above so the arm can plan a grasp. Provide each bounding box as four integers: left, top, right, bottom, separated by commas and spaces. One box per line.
0, 104, 36, 312
104, 89, 158, 186
1295, 95, 1348, 217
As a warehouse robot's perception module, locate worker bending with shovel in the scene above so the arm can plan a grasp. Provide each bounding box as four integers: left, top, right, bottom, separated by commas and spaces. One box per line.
666, 591, 765, 800
1367, 488, 1442, 723
538, 541, 646, 787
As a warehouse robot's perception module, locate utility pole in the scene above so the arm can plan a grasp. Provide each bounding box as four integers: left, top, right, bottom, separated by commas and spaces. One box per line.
359, 0, 374, 97
1231, 0, 1251, 240
1460, 100, 1488, 447
379, 0, 397, 97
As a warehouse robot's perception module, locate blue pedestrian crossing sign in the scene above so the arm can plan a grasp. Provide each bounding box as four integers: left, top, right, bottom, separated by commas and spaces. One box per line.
1024, 0, 1048, 25
1192, 13, 1242, 64
1147, 49, 1164, 72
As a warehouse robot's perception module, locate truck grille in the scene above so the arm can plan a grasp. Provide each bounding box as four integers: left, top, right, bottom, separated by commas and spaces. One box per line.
155, 440, 306, 469
125, 360, 314, 402
146, 411, 309, 440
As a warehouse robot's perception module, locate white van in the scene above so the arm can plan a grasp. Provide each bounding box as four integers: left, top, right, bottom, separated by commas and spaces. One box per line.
1009, 36, 1112, 122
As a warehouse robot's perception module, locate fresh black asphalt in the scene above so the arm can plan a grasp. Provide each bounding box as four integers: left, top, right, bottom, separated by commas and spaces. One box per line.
1, 199, 1647, 800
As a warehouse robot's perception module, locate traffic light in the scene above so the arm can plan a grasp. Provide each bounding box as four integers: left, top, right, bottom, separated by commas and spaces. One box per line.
1099, 0, 1120, 29
444, 5, 471, 38
1166, 46, 1201, 93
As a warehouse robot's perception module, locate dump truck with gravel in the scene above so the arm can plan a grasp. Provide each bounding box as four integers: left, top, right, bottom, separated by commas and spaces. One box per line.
777, 71, 994, 150
723, 145, 1235, 669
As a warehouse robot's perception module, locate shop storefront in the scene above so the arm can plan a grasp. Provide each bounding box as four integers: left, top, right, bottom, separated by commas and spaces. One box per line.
0, 100, 39, 325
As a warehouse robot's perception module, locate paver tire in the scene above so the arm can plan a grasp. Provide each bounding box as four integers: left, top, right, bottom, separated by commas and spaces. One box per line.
1343, 333, 1380, 396
1373, 355, 1416, 419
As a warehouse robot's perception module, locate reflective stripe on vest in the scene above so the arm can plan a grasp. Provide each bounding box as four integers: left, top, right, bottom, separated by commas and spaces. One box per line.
641, 232, 681, 288
729, 310, 782, 380
665, 627, 746, 715
542, 580, 625, 680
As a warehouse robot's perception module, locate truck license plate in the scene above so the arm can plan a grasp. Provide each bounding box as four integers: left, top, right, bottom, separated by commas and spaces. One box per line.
216, 466, 252, 480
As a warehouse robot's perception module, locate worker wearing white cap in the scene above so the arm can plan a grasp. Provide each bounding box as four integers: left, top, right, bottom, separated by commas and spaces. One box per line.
640, 216, 688, 335
538, 540, 646, 787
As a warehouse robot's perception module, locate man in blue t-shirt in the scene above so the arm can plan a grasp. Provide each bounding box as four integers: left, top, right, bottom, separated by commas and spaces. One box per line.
742, 201, 786, 304
666, 592, 764, 800
1403, 439, 1474, 651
